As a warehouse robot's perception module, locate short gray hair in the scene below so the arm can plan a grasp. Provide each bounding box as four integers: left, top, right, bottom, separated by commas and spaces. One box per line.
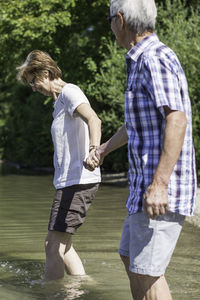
110, 0, 157, 34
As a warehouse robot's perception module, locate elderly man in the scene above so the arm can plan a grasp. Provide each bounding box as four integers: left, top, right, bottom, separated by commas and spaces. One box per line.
86, 0, 197, 299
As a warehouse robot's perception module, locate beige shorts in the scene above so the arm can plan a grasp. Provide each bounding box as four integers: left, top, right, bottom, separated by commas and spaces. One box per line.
119, 211, 185, 276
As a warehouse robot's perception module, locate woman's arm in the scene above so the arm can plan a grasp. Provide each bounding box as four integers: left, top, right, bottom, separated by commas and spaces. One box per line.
75, 103, 101, 170
75, 103, 101, 147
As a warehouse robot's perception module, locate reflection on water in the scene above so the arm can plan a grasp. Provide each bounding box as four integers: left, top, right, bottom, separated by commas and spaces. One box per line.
0, 172, 199, 300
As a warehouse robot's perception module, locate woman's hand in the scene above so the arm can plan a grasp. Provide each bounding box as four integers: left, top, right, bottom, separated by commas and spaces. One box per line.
84, 149, 101, 171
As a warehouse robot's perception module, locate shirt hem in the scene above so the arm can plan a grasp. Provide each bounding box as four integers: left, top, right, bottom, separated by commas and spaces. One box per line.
54, 177, 101, 189
126, 206, 194, 217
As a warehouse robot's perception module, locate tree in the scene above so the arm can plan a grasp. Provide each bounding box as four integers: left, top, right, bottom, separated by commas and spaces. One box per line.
156, 0, 200, 178
0, 0, 200, 178
0, 0, 120, 169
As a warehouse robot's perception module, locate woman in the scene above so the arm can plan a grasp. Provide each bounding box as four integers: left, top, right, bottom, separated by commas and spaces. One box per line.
16, 50, 101, 280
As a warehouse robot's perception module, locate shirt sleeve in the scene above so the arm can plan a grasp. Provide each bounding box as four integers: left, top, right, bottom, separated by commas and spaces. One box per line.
143, 56, 184, 117
61, 84, 90, 117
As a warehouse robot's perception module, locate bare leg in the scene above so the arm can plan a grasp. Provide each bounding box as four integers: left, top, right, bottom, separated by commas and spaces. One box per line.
120, 255, 172, 300
63, 245, 85, 276
44, 231, 85, 280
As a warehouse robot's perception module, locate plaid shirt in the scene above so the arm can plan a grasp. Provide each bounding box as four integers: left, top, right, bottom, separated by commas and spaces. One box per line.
125, 34, 196, 216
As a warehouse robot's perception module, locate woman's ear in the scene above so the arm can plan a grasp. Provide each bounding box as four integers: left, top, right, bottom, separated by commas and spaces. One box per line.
44, 70, 49, 78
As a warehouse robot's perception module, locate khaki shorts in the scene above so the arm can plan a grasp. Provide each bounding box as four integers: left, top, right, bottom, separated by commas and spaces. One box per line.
119, 211, 185, 276
48, 183, 99, 234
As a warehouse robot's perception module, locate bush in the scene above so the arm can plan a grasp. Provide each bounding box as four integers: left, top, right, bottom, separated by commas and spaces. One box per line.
156, 0, 200, 179
0, 0, 199, 178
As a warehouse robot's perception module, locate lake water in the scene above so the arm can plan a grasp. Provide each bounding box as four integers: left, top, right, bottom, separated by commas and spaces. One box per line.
0, 172, 199, 300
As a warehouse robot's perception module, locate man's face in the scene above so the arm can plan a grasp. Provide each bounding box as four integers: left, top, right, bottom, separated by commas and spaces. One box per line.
109, 10, 125, 48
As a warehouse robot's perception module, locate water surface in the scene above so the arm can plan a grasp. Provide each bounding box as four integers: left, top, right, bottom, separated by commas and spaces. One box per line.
0, 173, 199, 299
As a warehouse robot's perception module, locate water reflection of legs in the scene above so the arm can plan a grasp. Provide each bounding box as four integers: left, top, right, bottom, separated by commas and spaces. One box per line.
44, 231, 85, 281
43, 274, 97, 300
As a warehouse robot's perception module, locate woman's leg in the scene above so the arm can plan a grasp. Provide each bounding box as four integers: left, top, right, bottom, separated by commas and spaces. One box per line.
63, 244, 85, 276
44, 230, 85, 280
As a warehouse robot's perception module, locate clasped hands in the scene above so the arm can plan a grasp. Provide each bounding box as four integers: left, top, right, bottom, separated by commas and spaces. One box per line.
84, 147, 103, 171
84, 149, 169, 219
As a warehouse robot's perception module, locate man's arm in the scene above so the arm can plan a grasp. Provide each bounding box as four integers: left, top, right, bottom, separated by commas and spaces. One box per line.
97, 124, 128, 164
84, 124, 128, 170
143, 106, 187, 219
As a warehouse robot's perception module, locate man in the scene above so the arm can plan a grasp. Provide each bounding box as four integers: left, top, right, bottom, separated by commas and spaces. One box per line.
87, 0, 197, 299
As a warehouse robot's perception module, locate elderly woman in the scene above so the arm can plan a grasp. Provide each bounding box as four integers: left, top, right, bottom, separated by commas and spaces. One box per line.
17, 50, 101, 280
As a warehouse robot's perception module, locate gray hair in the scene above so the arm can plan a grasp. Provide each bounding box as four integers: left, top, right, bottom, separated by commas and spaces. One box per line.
110, 0, 157, 35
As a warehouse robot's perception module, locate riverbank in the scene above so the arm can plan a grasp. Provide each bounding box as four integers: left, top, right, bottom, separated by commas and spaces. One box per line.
102, 172, 200, 228
186, 187, 200, 228
1, 161, 200, 227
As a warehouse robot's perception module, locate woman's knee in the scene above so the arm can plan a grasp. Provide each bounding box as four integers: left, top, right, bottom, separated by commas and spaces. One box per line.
45, 236, 59, 256
45, 231, 71, 257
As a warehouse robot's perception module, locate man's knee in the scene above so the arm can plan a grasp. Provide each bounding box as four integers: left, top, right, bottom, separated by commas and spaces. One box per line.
119, 254, 131, 276
120, 254, 129, 262
130, 272, 160, 289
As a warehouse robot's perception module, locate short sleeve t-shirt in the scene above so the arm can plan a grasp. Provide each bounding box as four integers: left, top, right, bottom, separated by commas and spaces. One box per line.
51, 83, 101, 189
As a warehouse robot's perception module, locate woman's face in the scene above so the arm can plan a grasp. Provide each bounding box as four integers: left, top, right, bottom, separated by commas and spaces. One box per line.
26, 72, 52, 96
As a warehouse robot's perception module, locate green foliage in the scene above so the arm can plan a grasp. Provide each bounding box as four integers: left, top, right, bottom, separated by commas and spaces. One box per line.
0, 0, 200, 178
0, 0, 118, 169
156, 0, 200, 179
83, 40, 128, 171
2, 85, 54, 167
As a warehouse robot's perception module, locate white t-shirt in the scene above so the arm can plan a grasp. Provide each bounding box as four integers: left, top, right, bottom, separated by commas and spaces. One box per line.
51, 83, 101, 189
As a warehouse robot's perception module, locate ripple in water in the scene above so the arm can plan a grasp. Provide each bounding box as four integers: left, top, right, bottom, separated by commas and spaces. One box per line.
0, 259, 97, 299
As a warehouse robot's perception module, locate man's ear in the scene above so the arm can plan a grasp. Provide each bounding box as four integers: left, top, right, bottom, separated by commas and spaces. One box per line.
118, 12, 125, 29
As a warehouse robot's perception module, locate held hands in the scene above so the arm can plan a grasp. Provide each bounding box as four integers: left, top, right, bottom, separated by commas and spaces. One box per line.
83, 146, 105, 171
143, 182, 169, 219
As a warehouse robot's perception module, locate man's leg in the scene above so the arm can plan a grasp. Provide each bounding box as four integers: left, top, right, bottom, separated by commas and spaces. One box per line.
120, 254, 172, 300
44, 230, 85, 280
129, 272, 172, 300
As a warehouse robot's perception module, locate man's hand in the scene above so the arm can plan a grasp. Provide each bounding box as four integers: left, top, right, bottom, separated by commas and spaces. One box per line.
84, 124, 128, 171
84, 149, 100, 171
143, 182, 169, 219
83, 145, 106, 171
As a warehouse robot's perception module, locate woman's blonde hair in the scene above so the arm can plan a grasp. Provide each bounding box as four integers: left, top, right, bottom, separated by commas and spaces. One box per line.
16, 50, 62, 84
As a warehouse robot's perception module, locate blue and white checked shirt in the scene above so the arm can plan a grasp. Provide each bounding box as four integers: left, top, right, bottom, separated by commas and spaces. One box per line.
125, 34, 196, 216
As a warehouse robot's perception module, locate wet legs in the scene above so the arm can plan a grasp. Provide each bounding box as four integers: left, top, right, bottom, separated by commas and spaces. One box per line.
120, 255, 172, 300
44, 231, 85, 280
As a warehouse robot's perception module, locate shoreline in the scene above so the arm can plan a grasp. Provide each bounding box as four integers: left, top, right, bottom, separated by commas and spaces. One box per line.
102, 173, 200, 228
186, 188, 200, 228
1, 161, 200, 227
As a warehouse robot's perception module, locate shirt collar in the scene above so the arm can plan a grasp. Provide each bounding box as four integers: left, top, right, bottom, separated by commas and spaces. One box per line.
126, 33, 159, 62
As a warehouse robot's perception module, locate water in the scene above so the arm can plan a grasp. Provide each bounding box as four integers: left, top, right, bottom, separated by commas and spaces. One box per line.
0, 173, 199, 300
